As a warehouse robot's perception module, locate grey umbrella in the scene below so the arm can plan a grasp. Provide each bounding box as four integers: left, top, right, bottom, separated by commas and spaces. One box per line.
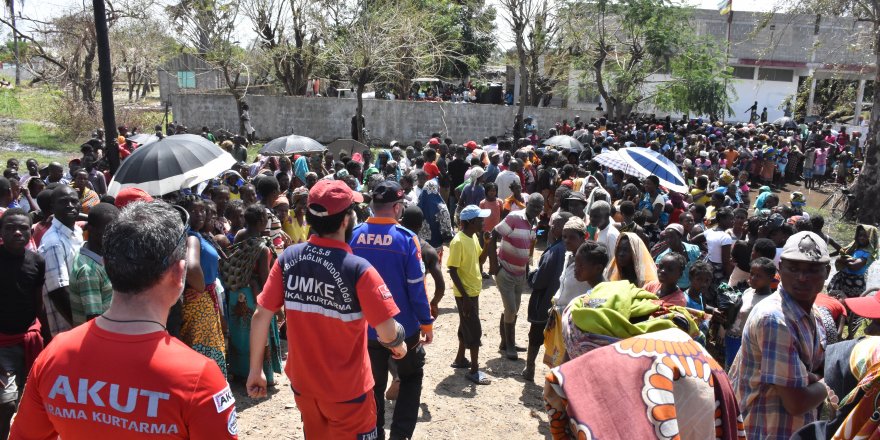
260, 134, 327, 156
542, 135, 584, 152
772, 116, 798, 130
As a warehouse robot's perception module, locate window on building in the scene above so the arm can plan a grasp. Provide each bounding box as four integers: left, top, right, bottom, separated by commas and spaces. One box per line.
757, 68, 794, 82
578, 85, 600, 104
732, 66, 755, 80
177, 71, 196, 88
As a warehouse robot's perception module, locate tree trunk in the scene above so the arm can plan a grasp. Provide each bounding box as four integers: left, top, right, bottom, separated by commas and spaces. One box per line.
855, 21, 880, 224
514, 35, 528, 141
127, 71, 135, 101
140, 76, 150, 99
82, 41, 97, 104
356, 79, 365, 143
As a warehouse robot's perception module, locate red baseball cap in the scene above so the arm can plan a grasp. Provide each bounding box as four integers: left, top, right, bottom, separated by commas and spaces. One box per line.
845, 292, 880, 320
114, 187, 154, 209
464, 140, 478, 150
307, 179, 363, 217
428, 138, 441, 146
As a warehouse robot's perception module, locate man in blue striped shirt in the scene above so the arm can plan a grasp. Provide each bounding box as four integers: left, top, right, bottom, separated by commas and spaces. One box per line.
351, 181, 434, 440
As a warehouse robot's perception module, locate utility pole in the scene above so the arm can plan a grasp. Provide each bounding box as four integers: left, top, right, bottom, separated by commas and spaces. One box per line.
92, 0, 119, 174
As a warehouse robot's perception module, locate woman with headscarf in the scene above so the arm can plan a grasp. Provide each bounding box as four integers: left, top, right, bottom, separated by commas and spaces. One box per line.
605, 232, 658, 288
829, 225, 879, 298
753, 185, 773, 210
293, 155, 309, 188
417, 179, 453, 258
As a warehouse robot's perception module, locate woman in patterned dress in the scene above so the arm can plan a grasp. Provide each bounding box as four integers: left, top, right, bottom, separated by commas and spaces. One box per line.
179, 195, 227, 377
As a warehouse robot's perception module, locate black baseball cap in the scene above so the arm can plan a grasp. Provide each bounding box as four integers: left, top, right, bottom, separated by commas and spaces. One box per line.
371, 181, 405, 204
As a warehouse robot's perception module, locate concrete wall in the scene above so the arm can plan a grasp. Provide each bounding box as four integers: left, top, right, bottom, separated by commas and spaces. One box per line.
171, 93, 601, 144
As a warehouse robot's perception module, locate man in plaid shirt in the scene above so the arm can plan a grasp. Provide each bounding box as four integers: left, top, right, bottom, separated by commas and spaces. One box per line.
729, 231, 834, 439
68, 203, 119, 326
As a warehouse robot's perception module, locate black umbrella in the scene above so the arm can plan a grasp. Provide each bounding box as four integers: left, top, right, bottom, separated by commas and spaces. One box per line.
126, 133, 161, 147
327, 138, 368, 155
542, 135, 584, 152
107, 134, 235, 196
260, 134, 327, 156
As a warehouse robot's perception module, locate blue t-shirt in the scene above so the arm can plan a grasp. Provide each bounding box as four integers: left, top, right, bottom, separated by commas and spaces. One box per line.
188, 230, 219, 285
656, 243, 702, 290
844, 249, 873, 276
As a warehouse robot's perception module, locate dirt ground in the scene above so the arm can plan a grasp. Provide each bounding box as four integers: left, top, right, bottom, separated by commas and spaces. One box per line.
232, 180, 852, 439
233, 269, 552, 440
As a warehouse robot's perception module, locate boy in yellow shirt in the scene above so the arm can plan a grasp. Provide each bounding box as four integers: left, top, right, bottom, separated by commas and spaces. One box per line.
448, 205, 491, 385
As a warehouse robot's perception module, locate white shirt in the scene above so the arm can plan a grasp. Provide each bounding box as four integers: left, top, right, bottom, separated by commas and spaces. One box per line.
704, 228, 733, 263
38, 218, 84, 336
553, 252, 593, 312
495, 170, 520, 200
595, 223, 620, 258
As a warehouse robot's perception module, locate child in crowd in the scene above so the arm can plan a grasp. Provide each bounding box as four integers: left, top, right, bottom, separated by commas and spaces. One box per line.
829, 224, 878, 298
448, 205, 491, 385
643, 252, 688, 307
724, 257, 776, 368
685, 261, 713, 312
501, 181, 525, 219
240, 183, 257, 205
479, 182, 502, 276
224, 200, 245, 245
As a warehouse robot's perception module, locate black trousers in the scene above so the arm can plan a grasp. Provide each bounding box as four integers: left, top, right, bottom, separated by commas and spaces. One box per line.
367, 334, 425, 440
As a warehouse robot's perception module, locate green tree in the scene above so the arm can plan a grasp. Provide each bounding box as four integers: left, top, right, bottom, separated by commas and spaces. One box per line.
564, 0, 702, 119
653, 43, 735, 119
416, 0, 496, 79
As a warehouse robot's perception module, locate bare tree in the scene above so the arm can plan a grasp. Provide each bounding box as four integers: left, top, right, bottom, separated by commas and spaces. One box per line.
321, 1, 451, 142
498, 0, 537, 139
526, 0, 564, 107
0, 0, 156, 105
4, 0, 21, 86
243, 0, 322, 96
168, 0, 254, 134
111, 18, 171, 101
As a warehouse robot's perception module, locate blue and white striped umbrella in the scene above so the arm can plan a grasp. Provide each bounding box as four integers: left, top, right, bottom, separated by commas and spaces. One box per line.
594, 150, 646, 178
618, 147, 689, 193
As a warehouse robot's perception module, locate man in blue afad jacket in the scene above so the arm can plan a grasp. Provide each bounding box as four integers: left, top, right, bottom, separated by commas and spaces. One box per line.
350, 180, 434, 440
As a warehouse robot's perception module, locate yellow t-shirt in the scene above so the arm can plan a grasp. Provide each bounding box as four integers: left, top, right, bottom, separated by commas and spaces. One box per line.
447, 230, 482, 297
283, 213, 309, 244
690, 188, 710, 206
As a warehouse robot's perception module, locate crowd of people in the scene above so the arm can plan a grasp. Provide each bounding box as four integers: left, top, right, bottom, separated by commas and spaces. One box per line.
0, 112, 877, 440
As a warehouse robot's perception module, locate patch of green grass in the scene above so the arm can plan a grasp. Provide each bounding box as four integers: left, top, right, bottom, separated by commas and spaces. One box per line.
0, 86, 62, 122
18, 122, 81, 152
804, 205, 858, 246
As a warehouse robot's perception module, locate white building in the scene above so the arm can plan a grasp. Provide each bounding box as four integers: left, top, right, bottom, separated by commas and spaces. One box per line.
565, 9, 876, 122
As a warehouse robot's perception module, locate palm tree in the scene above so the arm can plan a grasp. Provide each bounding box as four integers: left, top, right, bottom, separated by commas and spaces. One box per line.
4, 0, 20, 86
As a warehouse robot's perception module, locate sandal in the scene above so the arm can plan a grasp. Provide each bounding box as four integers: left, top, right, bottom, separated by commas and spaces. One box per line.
450, 360, 471, 369
466, 371, 491, 385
